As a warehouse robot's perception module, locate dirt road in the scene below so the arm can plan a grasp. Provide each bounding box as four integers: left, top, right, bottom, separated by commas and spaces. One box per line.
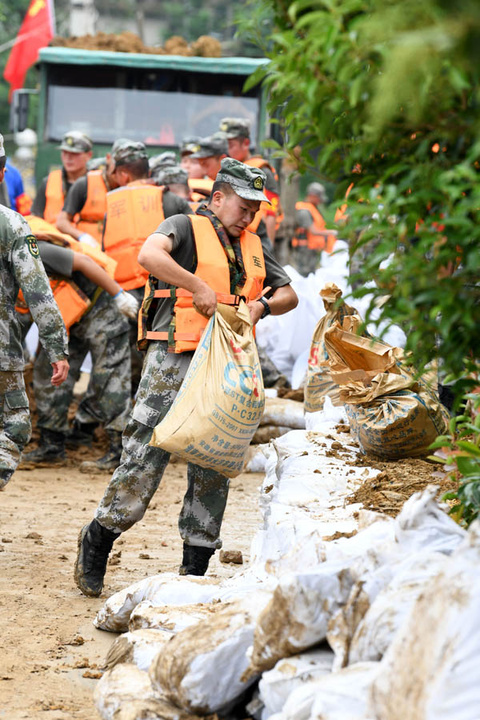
0, 460, 263, 720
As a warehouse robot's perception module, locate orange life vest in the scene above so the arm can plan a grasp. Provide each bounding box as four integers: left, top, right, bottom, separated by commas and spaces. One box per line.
103, 183, 165, 291
16, 192, 32, 216
138, 214, 266, 353
16, 216, 118, 330
292, 201, 337, 253
188, 177, 214, 202
44, 169, 65, 225
76, 170, 108, 243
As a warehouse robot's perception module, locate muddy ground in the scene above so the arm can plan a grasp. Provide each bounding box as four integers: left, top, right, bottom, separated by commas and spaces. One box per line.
0, 455, 264, 720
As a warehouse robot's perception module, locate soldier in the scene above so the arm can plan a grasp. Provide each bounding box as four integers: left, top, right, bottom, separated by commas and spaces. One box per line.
55, 140, 122, 246
74, 158, 298, 597
31, 131, 93, 230
291, 182, 338, 277
220, 117, 281, 245
102, 140, 191, 394
0, 134, 69, 489
22, 219, 137, 471
179, 136, 204, 180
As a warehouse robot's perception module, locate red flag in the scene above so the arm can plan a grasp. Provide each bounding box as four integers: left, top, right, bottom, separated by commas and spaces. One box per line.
4, 0, 55, 99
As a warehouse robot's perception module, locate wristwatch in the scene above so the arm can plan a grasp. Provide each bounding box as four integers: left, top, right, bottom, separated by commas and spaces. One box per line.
258, 296, 271, 319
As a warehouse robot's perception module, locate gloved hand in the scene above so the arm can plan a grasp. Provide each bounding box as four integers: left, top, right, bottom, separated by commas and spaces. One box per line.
113, 289, 139, 320
78, 232, 98, 248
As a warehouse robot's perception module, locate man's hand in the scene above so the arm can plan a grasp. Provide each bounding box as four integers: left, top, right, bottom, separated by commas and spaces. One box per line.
192, 282, 217, 318
113, 289, 139, 320
246, 300, 264, 326
51, 360, 69, 386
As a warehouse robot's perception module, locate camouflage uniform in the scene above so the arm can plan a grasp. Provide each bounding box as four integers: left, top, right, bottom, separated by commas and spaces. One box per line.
95, 340, 229, 548
0, 206, 67, 487
33, 291, 131, 437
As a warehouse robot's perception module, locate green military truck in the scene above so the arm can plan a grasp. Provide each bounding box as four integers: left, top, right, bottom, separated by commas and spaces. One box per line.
12, 46, 269, 185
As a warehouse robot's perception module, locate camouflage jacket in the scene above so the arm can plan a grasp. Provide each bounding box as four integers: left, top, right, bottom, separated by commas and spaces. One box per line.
0, 206, 68, 370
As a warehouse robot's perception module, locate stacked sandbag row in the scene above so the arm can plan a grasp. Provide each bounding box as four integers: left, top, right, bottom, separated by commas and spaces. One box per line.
93, 425, 472, 720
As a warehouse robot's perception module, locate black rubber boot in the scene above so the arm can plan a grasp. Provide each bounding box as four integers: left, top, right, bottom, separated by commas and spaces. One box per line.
179, 543, 215, 576
22, 429, 66, 465
79, 430, 123, 474
74, 518, 119, 597
66, 419, 98, 449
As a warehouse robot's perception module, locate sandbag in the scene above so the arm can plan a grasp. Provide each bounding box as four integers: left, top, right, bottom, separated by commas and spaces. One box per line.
260, 397, 306, 428
252, 425, 292, 444
150, 593, 272, 714
259, 649, 335, 719
129, 601, 215, 632
369, 521, 480, 720
244, 561, 354, 680
324, 324, 449, 459
95, 573, 221, 632
103, 628, 174, 672
94, 664, 164, 720
150, 302, 265, 478
304, 283, 363, 412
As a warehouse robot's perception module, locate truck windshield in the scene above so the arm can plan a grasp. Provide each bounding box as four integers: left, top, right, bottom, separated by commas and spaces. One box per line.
46, 85, 259, 146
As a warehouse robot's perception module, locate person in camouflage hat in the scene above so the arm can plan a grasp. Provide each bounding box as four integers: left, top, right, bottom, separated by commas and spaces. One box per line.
154, 164, 190, 200
291, 182, 338, 277
219, 117, 281, 246
0, 133, 69, 489
189, 132, 228, 180
179, 136, 204, 180
32, 130, 93, 225
99, 139, 192, 407
74, 157, 298, 597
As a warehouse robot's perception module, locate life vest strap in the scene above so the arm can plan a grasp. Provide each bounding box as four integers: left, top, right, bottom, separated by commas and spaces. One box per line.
152, 288, 242, 305
146, 330, 202, 342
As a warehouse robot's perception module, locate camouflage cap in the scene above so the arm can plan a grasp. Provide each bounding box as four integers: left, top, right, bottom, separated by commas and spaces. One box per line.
307, 182, 326, 200
156, 164, 189, 186
149, 151, 177, 173
59, 130, 93, 154
180, 136, 201, 156
112, 139, 149, 167
0, 133, 4, 158
215, 157, 268, 202
189, 132, 228, 159
86, 156, 106, 171
219, 117, 251, 140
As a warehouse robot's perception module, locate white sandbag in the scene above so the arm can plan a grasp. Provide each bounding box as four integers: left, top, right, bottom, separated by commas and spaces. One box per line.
111, 699, 197, 720
245, 561, 354, 680
260, 397, 306, 429
393, 485, 466, 555
94, 664, 163, 720
274, 662, 379, 720
259, 649, 335, 719
244, 443, 271, 473
104, 628, 173, 672
129, 600, 215, 632
150, 593, 272, 714
95, 573, 221, 632
348, 550, 448, 665
369, 521, 480, 720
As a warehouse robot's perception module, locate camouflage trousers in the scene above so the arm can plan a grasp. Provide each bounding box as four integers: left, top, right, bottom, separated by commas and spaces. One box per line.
290, 245, 320, 277
127, 287, 146, 397
34, 293, 131, 435
0, 371, 31, 489
95, 341, 230, 549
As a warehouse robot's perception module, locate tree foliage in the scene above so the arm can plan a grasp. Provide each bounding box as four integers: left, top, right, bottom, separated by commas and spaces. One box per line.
238, 0, 480, 392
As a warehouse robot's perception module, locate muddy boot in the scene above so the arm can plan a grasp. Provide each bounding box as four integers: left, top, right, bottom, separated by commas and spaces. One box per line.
22, 429, 66, 466
79, 430, 123, 474
179, 543, 215, 576
66, 419, 98, 449
74, 518, 119, 597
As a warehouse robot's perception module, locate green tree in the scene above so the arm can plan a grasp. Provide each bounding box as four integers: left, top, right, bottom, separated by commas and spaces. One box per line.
238, 0, 480, 394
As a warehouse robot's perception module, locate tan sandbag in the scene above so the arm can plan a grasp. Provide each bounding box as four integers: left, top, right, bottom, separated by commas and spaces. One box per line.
260, 397, 306, 428
252, 425, 291, 444
324, 325, 449, 459
150, 302, 265, 478
304, 283, 363, 412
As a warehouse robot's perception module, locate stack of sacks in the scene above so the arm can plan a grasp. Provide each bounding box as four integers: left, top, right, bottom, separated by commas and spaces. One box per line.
93, 417, 470, 720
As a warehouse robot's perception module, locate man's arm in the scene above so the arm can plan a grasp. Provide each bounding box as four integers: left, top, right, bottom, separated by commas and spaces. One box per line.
56, 177, 90, 241
247, 284, 298, 325
139, 232, 217, 317
56, 209, 83, 240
